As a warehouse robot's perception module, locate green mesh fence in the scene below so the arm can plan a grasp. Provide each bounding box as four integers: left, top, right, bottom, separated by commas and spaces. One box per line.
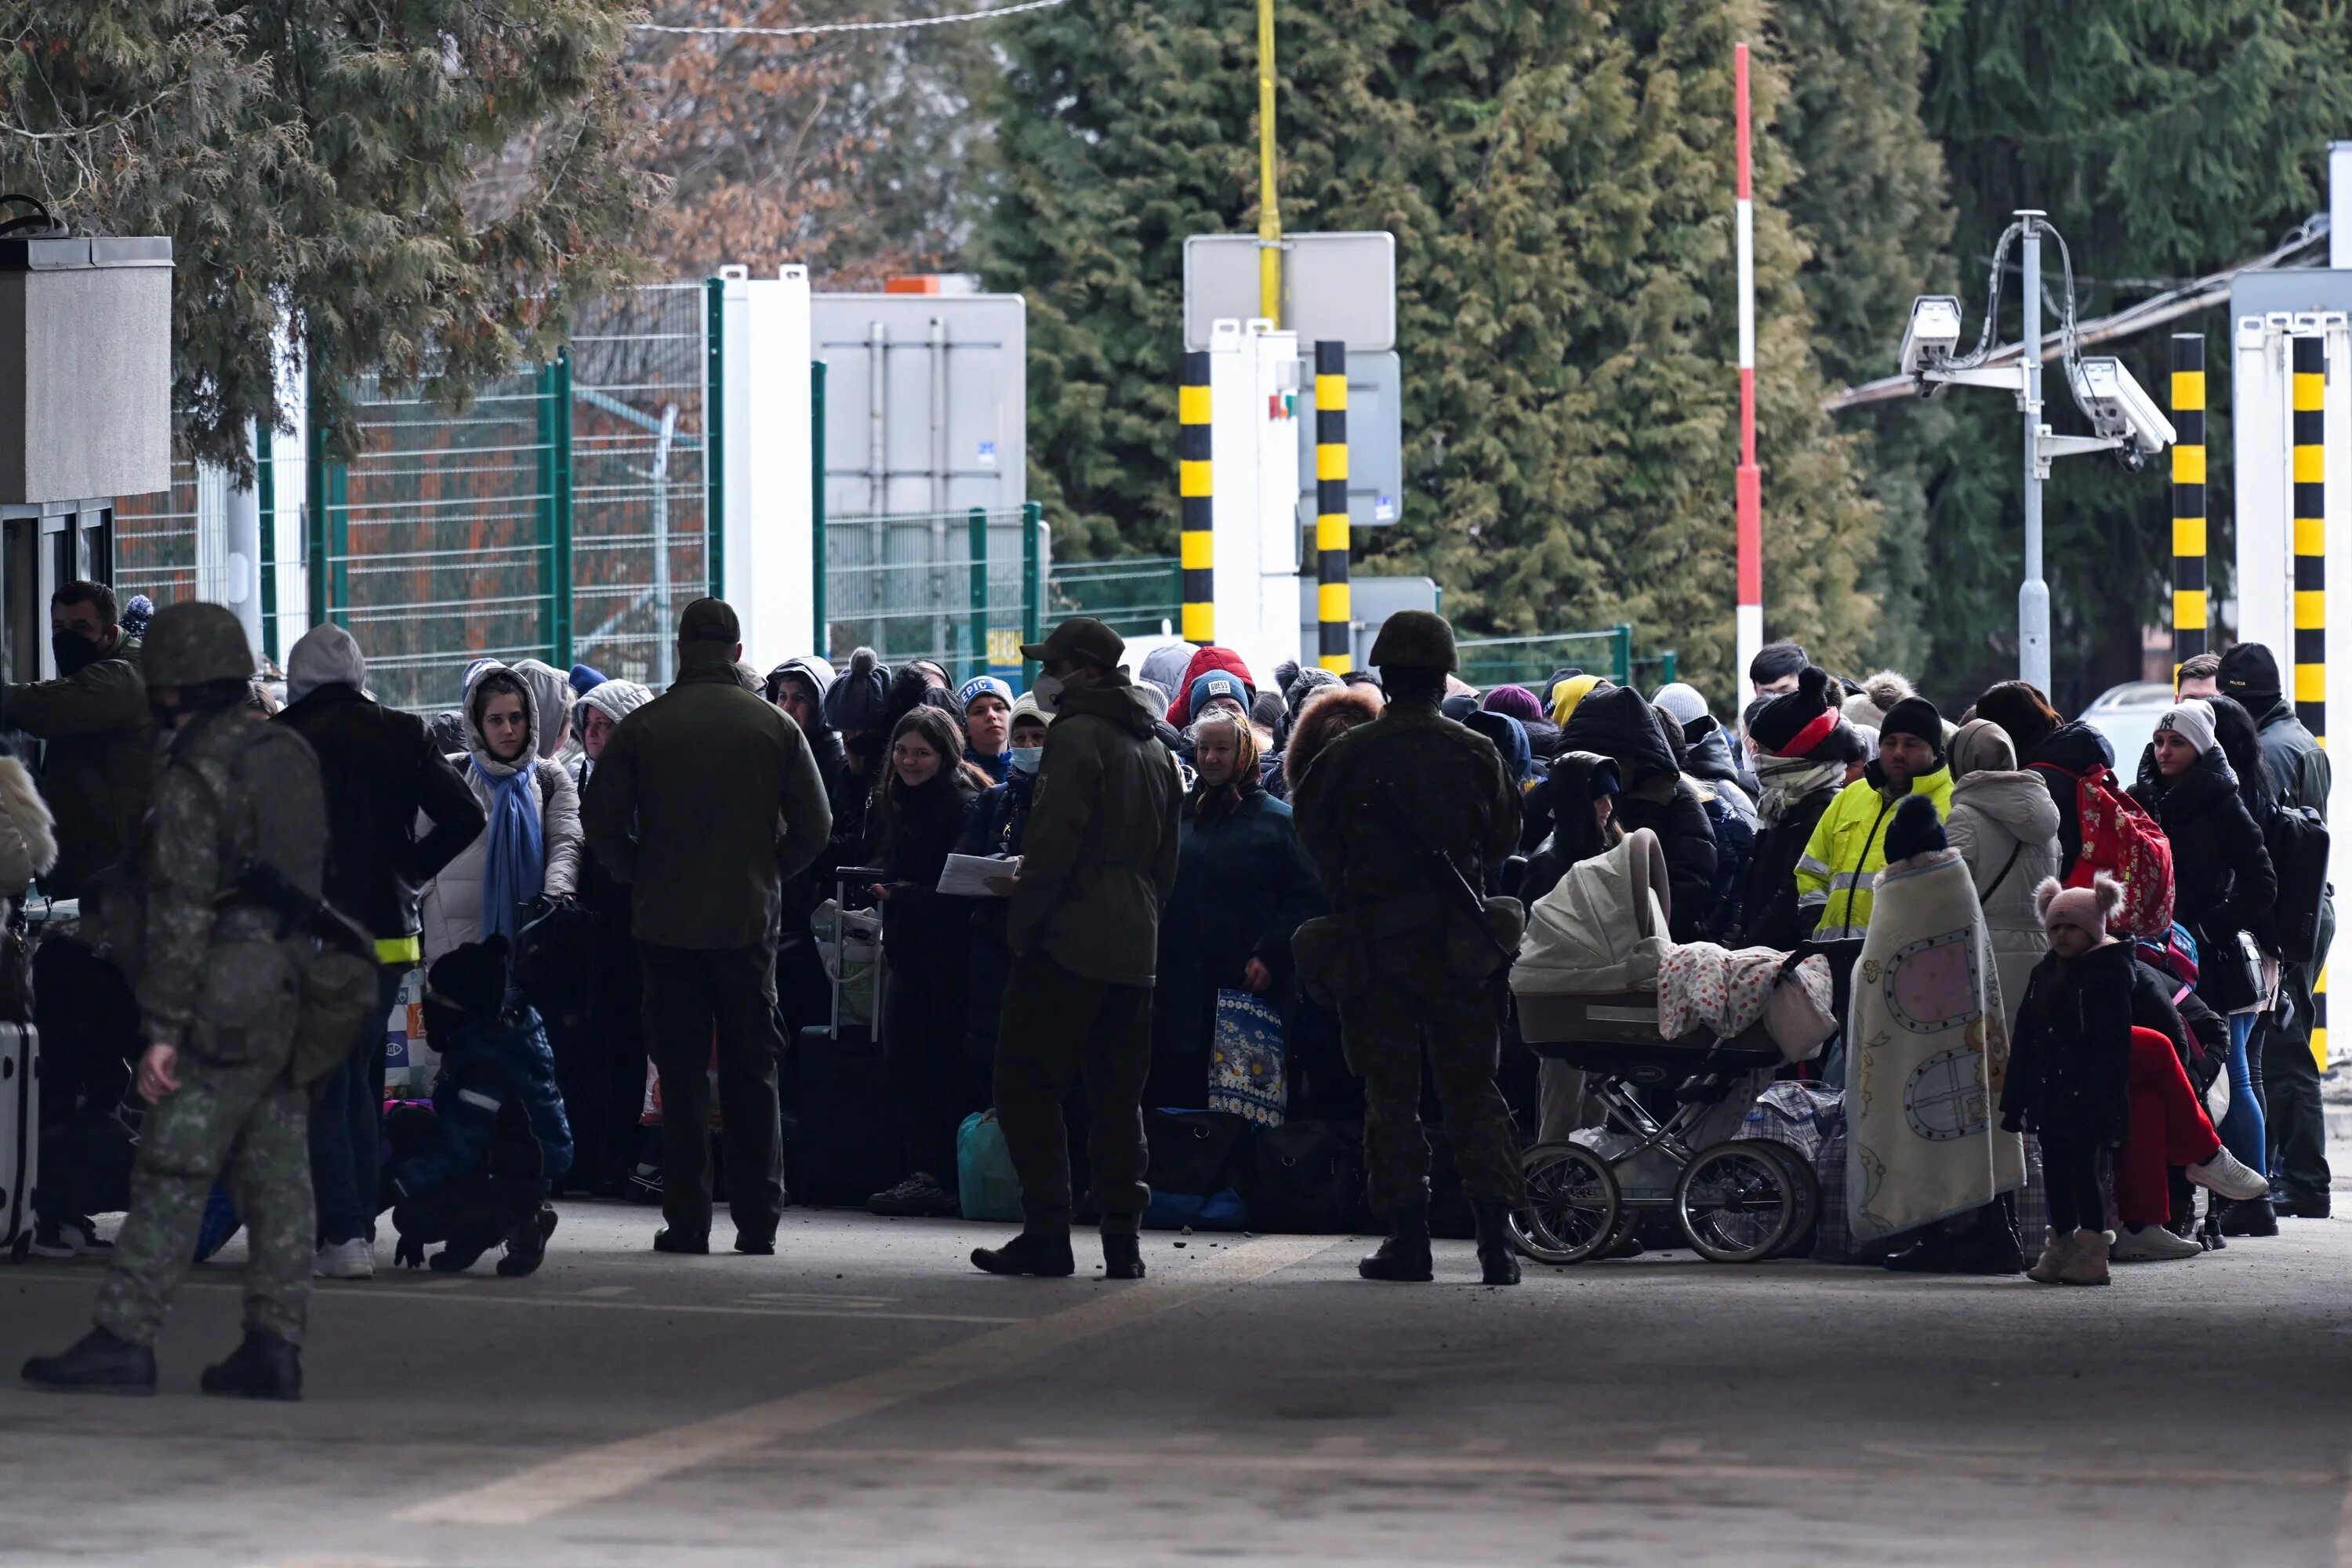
113, 459, 203, 609
824, 506, 1041, 679
1045, 557, 1181, 640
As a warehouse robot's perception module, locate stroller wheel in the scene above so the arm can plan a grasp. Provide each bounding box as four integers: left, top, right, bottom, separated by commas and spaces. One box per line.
1741, 1140, 1820, 1260
1511, 1143, 1621, 1265
1675, 1141, 1801, 1263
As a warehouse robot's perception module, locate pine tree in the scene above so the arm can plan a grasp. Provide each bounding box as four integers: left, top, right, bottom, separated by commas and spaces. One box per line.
0, 0, 659, 471
973, 0, 1886, 696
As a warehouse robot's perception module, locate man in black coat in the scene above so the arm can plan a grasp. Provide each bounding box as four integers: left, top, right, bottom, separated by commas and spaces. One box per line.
1559, 684, 1718, 941
275, 623, 485, 1279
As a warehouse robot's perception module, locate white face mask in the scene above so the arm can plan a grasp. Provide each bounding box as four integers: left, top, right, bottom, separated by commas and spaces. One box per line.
1029, 674, 1065, 715
1007, 745, 1044, 776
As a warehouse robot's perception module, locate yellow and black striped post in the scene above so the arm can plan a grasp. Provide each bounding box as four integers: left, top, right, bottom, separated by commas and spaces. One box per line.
1180, 350, 1214, 644
1314, 340, 1351, 672
2294, 334, 2326, 742
2171, 333, 2206, 671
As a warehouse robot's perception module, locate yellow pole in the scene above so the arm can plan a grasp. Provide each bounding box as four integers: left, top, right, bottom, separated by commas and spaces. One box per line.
1256, 0, 1280, 324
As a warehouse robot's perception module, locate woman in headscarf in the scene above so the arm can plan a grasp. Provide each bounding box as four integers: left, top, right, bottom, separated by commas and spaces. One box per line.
418, 665, 583, 964
1944, 718, 2061, 1037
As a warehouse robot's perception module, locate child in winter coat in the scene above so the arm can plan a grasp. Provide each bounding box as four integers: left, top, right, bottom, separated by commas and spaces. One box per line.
382, 937, 573, 1276
2002, 877, 2135, 1286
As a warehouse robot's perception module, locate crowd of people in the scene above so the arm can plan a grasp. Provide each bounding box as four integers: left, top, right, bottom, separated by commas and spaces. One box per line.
2, 576, 2338, 1396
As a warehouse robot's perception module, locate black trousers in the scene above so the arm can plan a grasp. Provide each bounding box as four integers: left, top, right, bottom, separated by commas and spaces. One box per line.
2040, 1133, 2106, 1235
2267, 938, 2334, 1206
555, 944, 650, 1192
641, 941, 788, 1242
993, 952, 1152, 1235
881, 964, 978, 1184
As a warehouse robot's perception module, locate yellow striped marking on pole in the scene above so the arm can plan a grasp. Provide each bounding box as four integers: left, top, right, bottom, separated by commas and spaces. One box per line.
1179, 349, 1213, 644
1314, 339, 1351, 672
2292, 335, 2325, 742
2172, 336, 2206, 673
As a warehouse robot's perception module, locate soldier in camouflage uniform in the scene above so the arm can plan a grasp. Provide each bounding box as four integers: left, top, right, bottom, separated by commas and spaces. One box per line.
1290, 612, 1527, 1286
23, 603, 329, 1399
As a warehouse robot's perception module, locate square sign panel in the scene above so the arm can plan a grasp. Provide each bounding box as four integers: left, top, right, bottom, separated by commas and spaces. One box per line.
1183, 231, 1396, 352
1295, 349, 1403, 527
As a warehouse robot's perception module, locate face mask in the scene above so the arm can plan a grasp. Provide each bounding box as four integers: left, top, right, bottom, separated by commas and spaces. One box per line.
52, 631, 103, 677
1029, 674, 1065, 715
1007, 746, 1044, 777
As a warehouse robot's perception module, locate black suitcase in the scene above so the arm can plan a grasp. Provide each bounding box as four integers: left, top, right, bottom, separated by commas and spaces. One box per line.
787, 867, 902, 1207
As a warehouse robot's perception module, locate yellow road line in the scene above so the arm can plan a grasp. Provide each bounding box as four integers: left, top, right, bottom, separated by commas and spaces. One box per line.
397, 1235, 1338, 1526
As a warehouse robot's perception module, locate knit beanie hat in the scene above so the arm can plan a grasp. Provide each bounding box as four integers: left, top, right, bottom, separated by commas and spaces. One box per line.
958, 675, 1013, 713
2218, 642, 2283, 713
1482, 684, 1545, 725
1842, 670, 1916, 731
2156, 698, 2217, 757
821, 648, 888, 735
568, 662, 607, 697
1441, 693, 1479, 723
285, 622, 368, 704
1189, 670, 1251, 720
1551, 673, 1606, 728
1749, 666, 1838, 758
2038, 874, 2124, 942
1883, 793, 1947, 864
1650, 682, 1711, 731
1878, 695, 1945, 761
426, 935, 509, 1022
1284, 666, 1341, 714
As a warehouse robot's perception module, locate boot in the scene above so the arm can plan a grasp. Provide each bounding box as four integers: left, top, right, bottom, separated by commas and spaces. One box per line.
496, 1205, 557, 1278
2026, 1228, 2071, 1284
652, 1227, 710, 1254
1102, 1232, 1146, 1280
1472, 1203, 1521, 1287
971, 1229, 1076, 1277
1358, 1203, 1435, 1283
200, 1330, 303, 1401
2054, 1229, 2113, 1287
20, 1327, 156, 1396
2216, 1197, 2279, 1237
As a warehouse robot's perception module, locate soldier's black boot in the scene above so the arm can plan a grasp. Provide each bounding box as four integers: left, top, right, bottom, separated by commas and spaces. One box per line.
1358, 1203, 1435, 1282
200, 1330, 303, 1401
971, 1228, 1076, 1277
21, 1327, 156, 1396
1102, 1232, 1145, 1280
1472, 1203, 1523, 1286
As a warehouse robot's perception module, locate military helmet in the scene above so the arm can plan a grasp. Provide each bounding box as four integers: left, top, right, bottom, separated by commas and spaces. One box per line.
1367, 609, 1458, 673
142, 601, 255, 687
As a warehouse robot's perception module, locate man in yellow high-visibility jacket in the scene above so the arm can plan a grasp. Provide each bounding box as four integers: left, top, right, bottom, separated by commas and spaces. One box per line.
1795, 696, 1954, 940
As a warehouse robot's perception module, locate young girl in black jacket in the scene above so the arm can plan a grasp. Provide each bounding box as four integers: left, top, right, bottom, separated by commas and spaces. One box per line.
863, 706, 985, 1218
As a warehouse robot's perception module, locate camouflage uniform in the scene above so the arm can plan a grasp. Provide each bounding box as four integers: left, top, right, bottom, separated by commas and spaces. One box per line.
93, 622, 328, 1351
1290, 668, 1526, 1217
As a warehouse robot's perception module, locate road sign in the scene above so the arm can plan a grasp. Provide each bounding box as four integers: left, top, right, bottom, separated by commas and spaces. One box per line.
1296, 349, 1403, 526
1183, 231, 1396, 352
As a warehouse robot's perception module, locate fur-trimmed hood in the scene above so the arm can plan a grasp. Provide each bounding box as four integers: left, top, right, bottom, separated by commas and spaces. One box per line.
1283, 684, 1385, 793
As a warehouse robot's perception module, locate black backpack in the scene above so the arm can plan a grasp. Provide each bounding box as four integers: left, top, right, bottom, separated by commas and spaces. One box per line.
2264, 803, 2330, 964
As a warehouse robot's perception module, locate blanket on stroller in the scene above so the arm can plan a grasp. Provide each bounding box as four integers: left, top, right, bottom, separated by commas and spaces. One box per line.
1846, 847, 2025, 1243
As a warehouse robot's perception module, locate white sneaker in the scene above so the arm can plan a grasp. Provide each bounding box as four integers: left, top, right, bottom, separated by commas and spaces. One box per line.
313, 1238, 376, 1280
2187, 1147, 2270, 1202
2110, 1222, 2201, 1262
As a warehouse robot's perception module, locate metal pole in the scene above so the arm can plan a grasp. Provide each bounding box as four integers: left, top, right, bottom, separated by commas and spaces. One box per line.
811, 361, 828, 658
2170, 334, 2206, 673
552, 347, 574, 668
1314, 340, 1351, 672
1733, 42, 1763, 693
255, 419, 278, 663
1022, 499, 1042, 688
1255, 0, 1280, 324
967, 506, 989, 682
2294, 333, 2327, 741
1181, 350, 1214, 644
704, 276, 725, 600
652, 402, 677, 687
2017, 209, 2050, 692
931, 318, 951, 661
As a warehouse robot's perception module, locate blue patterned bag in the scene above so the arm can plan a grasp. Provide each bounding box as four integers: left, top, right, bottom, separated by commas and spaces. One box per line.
1207, 989, 1286, 1127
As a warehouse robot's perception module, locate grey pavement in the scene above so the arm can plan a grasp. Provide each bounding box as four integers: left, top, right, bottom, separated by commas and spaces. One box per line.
3, 1192, 2351, 1567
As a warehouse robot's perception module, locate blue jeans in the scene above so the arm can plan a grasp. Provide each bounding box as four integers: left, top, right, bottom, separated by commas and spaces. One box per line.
2216, 1010, 2267, 1178
307, 966, 407, 1246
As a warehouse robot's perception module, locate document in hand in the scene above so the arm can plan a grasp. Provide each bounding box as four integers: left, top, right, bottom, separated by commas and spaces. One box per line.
937, 854, 1017, 898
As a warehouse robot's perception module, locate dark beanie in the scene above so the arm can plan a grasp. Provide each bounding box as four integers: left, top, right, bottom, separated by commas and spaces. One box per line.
2219, 642, 2283, 711
427, 935, 509, 1021
1879, 695, 1945, 759
1750, 666, 1836, 757
1884, 793, 1947, 864
1750, 639, 1809, 688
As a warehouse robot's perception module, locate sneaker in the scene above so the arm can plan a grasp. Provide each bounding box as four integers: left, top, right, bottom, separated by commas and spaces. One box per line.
27, 1217, 110, 1258
2186, 1148, 2270, 1203
2111, 1222, 2201, 1262
312, 1237, 375, 1280
2055, 1229, 2113, 1287
866, 1173, 960, 1218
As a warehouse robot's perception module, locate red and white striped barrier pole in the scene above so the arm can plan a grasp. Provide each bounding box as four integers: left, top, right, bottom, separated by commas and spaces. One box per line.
1733, 42, 1762, 695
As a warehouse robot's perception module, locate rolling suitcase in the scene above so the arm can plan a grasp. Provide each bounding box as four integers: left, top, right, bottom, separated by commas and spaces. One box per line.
788, 869, 902, 1207
2, 1022, 38, 1261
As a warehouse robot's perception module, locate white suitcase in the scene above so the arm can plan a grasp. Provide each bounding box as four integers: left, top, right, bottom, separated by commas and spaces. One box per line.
0, 1022, 36, 1261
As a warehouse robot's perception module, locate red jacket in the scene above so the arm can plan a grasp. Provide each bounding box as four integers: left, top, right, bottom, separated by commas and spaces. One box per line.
1166, 646, 1257, 728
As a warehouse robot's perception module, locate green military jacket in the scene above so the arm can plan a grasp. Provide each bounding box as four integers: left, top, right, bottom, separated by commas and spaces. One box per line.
0, 631, 151, 901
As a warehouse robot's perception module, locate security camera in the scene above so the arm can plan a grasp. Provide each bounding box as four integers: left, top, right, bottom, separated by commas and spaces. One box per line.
2067, 356, 2176, 459
1900, 296, 1965, 376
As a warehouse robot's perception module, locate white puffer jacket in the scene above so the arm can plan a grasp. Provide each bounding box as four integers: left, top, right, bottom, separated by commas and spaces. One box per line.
418, 672, 583, 963
1945, 766, 2060, 1034
0, 753, 59, 899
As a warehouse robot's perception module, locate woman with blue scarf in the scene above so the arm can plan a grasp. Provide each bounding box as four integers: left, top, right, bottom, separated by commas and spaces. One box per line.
419, 666, 583, 964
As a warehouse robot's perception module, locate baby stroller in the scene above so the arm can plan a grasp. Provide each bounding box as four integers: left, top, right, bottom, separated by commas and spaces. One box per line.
1508, 828, 1832, 1264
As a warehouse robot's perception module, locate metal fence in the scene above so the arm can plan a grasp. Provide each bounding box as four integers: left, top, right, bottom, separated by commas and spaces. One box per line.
824, 504, 1043, 679
1045, 557, 1181, 641
113, 459, 205, 609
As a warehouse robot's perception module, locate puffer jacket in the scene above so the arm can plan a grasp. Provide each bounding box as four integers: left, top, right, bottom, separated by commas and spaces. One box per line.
1945, 768, 2060, 1032
417, 688, 583, 963
1794, 760, 1955, 940
1561, 686, 1718, 941
1009, 672, 1182, 987
390, 1006, 575, 1194
2129, 746, 2277, 969
2002, 939, 2134, 1145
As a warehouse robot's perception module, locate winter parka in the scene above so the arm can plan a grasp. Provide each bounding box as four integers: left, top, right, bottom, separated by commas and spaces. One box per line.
417, 684, 582, 964
0, 630, 149, 901
390, 1007, 575, 1195
1152, 780, 1324, 1066
2002, 939, 2135, 1147
1945, 765, 2061, 1033
2129, 746, 2278, 973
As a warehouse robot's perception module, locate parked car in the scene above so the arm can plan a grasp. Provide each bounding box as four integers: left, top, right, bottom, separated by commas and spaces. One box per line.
2077, 681, 2173, 776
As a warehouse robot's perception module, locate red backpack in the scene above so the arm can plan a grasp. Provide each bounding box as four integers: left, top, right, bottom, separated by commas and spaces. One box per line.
2033, 759, 2175, 938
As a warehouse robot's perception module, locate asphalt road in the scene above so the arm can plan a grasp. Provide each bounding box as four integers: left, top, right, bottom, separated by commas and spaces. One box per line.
2, 1199, 2349, 1566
